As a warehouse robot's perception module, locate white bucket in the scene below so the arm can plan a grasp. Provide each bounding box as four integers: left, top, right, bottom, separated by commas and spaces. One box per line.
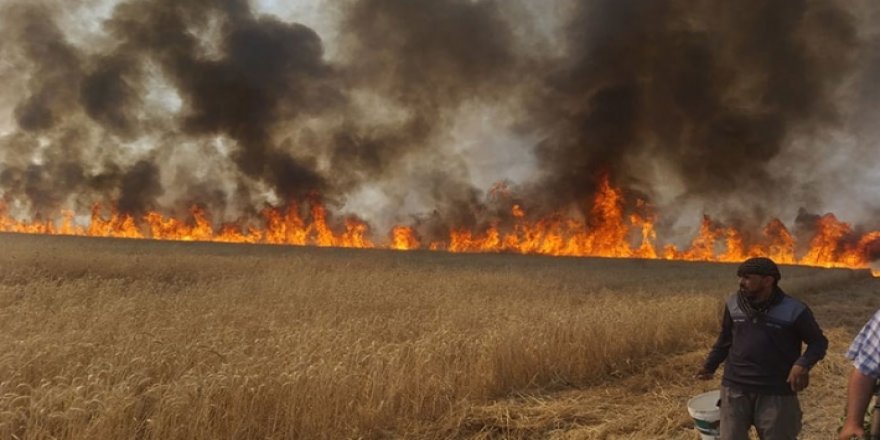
687, 390, 721, 440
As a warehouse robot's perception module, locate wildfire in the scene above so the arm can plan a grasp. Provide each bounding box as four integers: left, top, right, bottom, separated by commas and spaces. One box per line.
1, 175, 878, 274
391, 226, 420, 251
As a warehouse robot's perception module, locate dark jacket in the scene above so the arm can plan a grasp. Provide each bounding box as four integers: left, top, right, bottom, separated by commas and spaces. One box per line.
702, 289, 828, 395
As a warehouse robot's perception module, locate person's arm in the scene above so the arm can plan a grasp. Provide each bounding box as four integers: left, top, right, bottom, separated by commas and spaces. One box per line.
785, 306, 827, 392
697, 307, 732, 378
840, 310, 880, 439
838, 367, 875, 440
793, 306, 828, 368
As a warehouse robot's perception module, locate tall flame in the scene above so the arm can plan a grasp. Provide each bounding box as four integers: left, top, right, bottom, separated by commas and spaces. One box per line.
391, 226, 420, 251
1, 175, 878, 274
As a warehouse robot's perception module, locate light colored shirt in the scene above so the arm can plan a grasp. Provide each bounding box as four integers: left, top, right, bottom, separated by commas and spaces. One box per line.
846, 309, 880, 378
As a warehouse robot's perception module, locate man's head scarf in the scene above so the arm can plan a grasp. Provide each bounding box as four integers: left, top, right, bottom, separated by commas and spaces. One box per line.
736, 257, 783, 320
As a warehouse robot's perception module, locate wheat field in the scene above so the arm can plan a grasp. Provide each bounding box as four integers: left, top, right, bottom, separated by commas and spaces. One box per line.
0, 232, 875, 439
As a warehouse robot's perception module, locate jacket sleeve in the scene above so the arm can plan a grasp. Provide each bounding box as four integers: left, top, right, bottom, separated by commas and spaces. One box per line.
793, 306, 828, 369
703, 306, 733, 373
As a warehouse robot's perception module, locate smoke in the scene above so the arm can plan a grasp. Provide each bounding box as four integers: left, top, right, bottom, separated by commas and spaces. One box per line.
118, 159, 162, 215
8, 4, 83, 133
529, 1, 861, 222
0, 0, 877, 240
80, 53, 142, 138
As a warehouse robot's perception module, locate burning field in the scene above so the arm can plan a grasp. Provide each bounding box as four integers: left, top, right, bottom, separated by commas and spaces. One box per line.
0, 0, 878, 274
1, 173, 879, 274
0, 232, 876, 439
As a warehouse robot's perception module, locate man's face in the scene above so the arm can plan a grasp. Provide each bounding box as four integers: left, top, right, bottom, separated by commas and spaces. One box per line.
738, 274, 773, 298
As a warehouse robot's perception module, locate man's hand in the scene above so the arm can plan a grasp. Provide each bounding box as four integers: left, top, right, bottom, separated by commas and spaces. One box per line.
840, 367, 877, 440
838, 422, 864, 440
787, 364, 810, 392
694, 369, 714, 380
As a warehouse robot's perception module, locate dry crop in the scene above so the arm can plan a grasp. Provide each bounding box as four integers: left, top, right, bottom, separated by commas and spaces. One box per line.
0, 233, 873, 439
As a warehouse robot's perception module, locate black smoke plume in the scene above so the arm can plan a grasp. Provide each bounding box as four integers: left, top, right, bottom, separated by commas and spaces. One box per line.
0, 0, 876, 239
530, 0, 858, 220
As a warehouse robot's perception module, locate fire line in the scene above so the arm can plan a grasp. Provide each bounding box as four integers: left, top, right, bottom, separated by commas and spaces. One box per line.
1, 176, 878, 276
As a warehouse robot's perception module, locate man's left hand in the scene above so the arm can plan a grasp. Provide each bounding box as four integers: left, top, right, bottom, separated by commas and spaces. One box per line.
787, 364, 809, 392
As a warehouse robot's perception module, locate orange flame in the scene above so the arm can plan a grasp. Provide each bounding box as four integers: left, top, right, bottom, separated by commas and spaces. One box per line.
391, 226, 420, 250
1, 175, 878, 275
763, 219, 797, 264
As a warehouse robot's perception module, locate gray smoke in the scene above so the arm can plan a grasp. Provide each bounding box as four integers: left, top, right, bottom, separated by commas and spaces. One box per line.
529, 1, 861, 223
0, 0, 877, 243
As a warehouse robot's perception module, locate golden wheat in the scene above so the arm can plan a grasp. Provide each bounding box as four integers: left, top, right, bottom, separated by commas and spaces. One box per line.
0, 233, 871, 439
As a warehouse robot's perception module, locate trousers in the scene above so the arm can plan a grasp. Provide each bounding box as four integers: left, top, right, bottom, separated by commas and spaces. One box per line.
719, 385, 802, 440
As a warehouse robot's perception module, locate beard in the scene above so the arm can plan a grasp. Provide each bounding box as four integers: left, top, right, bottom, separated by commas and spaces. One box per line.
738, 286, 761, 300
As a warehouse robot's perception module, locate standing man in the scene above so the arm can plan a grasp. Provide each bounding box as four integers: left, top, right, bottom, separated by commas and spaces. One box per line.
695, 257, 828, 440
838, 309, 880, 439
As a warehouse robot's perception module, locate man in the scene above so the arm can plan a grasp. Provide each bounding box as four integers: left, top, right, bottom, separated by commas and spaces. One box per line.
838, 309, 880, 439
695, 257, 828, 440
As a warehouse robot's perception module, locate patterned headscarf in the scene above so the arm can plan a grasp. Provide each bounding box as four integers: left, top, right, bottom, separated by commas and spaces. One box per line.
737, 286, 784, 320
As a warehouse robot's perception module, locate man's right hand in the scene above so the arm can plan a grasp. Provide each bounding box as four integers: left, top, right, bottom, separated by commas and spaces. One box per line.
694, 369, 714, 380
838, 422, 864, 440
